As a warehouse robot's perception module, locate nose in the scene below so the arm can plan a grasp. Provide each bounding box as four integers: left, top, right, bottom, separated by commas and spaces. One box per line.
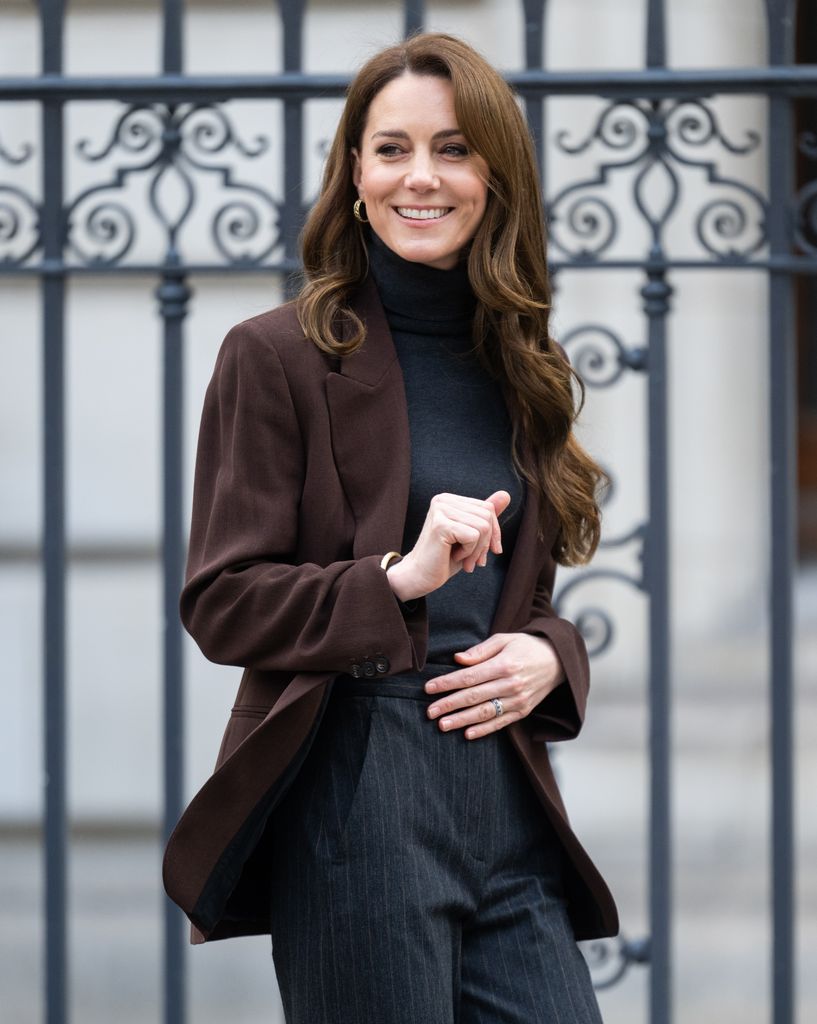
404, 151, 439, 191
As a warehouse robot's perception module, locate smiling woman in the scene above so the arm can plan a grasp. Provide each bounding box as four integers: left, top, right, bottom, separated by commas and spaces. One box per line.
163, 30, 616, 1024
350, 74, 489, 269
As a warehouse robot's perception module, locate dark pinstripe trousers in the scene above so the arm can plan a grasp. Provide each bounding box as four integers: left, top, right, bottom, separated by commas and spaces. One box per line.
268, 671, 603, 1024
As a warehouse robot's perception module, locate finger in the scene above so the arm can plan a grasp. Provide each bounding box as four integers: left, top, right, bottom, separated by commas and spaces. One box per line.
427, 677, 505, 718
435, 495, 497, 525
425, 659, 500, 694
442, 521, 484, 560
450, 527, 491, 564
449, 536, 489, 572
464, 708, 522, 740
485, 490, 511, 553
434, 697, 504, 731
433, 493, 504, 559
437, 494, 499, 537
454, 634, 510, 665
436, 701, 523, 736
485, 489, 511, 516
458, 546, 490, 573
438, 499, 495, 548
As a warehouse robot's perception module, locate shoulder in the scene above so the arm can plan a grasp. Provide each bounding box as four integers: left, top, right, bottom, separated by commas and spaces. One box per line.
216, 300, 333, 383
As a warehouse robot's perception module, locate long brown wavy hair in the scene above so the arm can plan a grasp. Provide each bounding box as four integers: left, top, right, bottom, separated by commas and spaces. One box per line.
298, 33, 607, 565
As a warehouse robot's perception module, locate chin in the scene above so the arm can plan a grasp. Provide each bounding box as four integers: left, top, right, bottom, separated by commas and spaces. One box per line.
394, 240, 458, 269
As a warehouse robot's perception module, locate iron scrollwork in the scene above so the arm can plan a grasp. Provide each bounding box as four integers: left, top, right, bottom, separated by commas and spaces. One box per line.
581, 934, 651, 989
0, 132, 39, 266
561, 323, 647, 388
65, 103, 282, 266
794, 130, 817, 255
553, 325, 647, 658
553, 560, 645, 659
547, 98, 767, 263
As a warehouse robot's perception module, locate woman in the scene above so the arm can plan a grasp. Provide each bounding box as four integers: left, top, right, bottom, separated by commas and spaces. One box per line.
163, 31, 618, 1024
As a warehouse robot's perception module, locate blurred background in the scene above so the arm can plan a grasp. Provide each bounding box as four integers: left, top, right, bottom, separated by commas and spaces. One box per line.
0, 1, 815, 1022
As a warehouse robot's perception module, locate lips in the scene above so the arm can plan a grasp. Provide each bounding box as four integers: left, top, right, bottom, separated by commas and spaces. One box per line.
395, 206, 453, 220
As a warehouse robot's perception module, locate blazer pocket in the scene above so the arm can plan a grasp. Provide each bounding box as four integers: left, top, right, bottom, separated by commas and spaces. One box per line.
214, 707, 268, 769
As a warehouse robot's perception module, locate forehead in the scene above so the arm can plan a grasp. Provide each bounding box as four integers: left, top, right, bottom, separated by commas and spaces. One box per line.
363, 73, 458, 134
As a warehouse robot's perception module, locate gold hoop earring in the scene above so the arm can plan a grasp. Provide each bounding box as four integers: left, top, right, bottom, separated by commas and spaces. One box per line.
353, 199, 369, 224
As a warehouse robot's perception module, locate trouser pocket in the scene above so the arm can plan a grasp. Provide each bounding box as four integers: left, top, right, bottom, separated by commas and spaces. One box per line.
273, 692, 378, 866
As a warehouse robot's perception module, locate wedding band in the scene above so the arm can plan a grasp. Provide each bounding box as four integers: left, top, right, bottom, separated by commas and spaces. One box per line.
491, 698, 504, 717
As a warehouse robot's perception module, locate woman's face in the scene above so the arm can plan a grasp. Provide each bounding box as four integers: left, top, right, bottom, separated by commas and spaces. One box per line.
351, 73, 489, 270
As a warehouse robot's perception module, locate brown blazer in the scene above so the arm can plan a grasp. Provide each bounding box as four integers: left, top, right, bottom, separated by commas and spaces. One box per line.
162, 276, 619, 943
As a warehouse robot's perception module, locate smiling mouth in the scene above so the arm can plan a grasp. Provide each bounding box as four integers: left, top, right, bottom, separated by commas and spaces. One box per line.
395, 207, 453, 221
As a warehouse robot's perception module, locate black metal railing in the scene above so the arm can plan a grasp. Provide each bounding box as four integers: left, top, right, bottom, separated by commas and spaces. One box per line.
0, 0, 812, 1022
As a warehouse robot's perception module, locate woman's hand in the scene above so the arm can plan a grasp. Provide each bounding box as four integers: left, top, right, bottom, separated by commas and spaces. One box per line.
386, 490, 511, 602
423, 632, 566, 739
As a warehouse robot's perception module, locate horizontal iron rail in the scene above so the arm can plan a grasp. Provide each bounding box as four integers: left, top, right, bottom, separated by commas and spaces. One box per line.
2, 66, 817, 101
2, 258, 817, 276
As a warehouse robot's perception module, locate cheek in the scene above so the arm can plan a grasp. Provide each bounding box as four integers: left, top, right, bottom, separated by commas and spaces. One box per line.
471, 163, 490, 215
361, 168, 392, 201
461, 173, 488, 216
467, 188, 488, 224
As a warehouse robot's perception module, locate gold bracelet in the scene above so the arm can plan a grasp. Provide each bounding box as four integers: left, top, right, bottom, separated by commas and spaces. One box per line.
380, 551, 403, 571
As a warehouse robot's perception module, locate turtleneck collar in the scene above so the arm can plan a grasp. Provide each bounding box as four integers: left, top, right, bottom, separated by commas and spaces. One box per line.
366, 229, 477, 328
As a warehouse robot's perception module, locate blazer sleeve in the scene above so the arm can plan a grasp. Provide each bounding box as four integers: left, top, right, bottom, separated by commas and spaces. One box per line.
180, 319, 428, 675
517, 552, 590, 743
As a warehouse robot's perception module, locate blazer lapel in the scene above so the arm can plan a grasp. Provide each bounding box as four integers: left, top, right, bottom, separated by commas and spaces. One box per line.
325, 276, 412, 558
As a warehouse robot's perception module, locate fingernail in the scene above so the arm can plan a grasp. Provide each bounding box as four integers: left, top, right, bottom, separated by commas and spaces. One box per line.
424, 681, 436, 693
428, 706, 439, 719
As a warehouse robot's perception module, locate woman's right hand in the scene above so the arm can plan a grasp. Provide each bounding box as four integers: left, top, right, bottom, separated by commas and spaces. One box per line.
386, 490, 511, 603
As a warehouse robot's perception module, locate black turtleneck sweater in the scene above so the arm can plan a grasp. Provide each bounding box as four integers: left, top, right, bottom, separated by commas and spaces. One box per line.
367, 231, 525, 668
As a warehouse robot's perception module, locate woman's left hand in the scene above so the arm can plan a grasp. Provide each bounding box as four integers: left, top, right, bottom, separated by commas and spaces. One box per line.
424, 633, 566, 739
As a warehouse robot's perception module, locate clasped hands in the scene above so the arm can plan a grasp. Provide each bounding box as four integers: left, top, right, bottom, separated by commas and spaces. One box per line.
385, 490, 566, 740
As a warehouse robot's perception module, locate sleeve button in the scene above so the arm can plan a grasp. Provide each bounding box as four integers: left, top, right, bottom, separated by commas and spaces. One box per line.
374, 655, 390, 675
350, 663, 362, 679
362, 659, 376, 678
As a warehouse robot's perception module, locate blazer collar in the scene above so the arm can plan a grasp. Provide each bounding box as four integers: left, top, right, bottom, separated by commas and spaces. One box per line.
338, 275, 400, 386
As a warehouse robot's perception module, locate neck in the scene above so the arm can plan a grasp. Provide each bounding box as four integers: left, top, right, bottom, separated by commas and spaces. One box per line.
366, 230, 477, 328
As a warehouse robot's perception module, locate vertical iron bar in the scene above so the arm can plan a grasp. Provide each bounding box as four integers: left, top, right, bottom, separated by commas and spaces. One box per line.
521, 0, 547, 183
280, 0, 305, 298
43, 134, 68, 1024
646, 0, 667, 69
163, 0, 184, 76
642, 266, 672, 1024
404, 0, 425, 38
161, 4, 187, 1024
159, 261, 190, 1024
40, 2, 68, 1023
765, 4, 796, 1023
645, 8, 670, 1024
767, 157, 796, 1024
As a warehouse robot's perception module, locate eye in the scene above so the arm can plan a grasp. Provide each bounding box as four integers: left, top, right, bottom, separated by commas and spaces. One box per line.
440, 143, 469, 157
375, 143, 404, 157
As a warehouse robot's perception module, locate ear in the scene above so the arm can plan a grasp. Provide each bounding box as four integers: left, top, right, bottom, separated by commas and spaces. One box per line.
350, 148, 362, 191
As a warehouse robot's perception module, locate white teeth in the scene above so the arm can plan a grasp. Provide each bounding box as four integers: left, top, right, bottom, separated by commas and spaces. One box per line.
396, 207, 451, 220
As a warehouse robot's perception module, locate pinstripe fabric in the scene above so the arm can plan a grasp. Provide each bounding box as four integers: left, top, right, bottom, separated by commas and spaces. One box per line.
269, 671, 603, 1024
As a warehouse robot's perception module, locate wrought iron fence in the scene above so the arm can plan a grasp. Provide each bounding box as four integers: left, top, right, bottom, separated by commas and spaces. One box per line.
0, 0, 814, 1022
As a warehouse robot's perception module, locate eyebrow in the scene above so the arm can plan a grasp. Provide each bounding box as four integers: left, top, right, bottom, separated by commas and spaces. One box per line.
370, 128, 464, 141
